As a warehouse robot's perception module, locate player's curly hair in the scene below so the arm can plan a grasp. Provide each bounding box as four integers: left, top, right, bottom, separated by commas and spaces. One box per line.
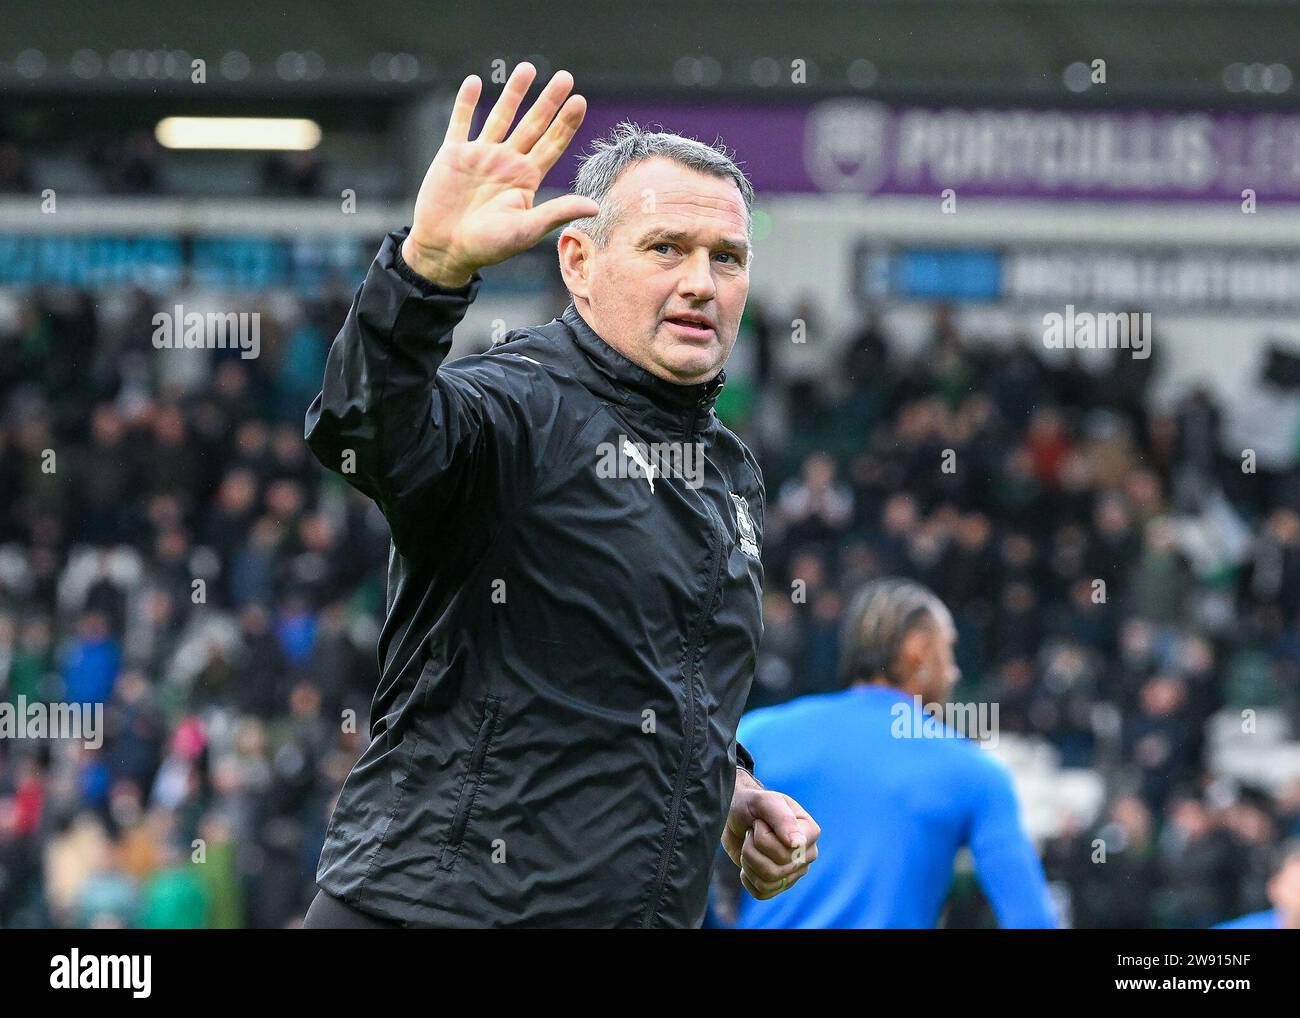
565, 121, 755, 249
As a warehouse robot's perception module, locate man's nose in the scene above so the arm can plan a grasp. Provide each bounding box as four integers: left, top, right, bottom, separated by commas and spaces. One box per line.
677, 249, 717, 300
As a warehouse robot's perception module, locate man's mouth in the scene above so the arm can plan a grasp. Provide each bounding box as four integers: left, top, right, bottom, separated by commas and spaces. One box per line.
662, 315, 716, 340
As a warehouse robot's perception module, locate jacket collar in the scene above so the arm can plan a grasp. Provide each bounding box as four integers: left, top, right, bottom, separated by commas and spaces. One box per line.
561, 302, 725, 433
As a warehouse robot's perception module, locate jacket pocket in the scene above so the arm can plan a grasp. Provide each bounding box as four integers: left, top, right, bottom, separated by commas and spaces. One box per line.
439, 695, 503, 871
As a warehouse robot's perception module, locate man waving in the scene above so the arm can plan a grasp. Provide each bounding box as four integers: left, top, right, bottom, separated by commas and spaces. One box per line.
302, 63, 818, 928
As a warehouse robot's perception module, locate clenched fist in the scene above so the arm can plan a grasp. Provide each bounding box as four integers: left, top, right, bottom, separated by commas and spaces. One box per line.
723, 768, 822, 900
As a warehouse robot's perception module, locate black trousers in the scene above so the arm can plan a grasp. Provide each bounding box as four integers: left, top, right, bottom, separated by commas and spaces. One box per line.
301, 888, 403, 929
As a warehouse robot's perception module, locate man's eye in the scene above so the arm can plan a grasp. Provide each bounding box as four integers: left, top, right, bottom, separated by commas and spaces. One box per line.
652, 243, 676, 255
715, 252, 736, 263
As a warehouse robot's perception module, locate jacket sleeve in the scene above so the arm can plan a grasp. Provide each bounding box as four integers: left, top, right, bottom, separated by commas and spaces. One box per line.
736, 740, 756, 777
304, 228, 537, 558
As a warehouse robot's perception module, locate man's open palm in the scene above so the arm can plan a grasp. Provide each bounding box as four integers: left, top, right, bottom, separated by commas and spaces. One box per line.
403, 63, 600, 287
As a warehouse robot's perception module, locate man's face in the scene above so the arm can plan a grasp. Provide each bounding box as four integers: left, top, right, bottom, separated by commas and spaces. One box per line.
560, 156, 750, 385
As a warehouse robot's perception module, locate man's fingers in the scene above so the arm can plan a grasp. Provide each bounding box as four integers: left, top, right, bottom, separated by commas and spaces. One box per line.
528, 93, 588, 177
748, 816, 795, 863
508, 69, 575, 154
741, 850, 786, 885
790, 799, 822, 849
443, 75, 482, 146
741, 862, 810, 900
742, 821, 818, 880
721, 817, 746, 867
743, 821, 787, 880
748, 793, 806, 856
523, 194, 600, 238
476, 62, 537, 144
739, 868, 763, 899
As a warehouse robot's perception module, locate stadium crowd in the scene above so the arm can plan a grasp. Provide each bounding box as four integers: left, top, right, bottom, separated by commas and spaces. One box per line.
1, 273, 1299, 928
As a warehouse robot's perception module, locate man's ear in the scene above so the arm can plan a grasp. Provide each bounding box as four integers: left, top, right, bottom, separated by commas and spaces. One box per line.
894, 626, 930, 693
557, 227, 593, 300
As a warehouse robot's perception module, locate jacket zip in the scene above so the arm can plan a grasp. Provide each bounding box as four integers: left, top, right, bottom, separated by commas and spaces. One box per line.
641, 394, 726, 927
438, 695, 502, 870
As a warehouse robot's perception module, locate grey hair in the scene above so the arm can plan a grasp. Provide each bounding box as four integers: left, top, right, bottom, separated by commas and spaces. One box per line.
565, 121, 755, 248
837, 578, 953, 688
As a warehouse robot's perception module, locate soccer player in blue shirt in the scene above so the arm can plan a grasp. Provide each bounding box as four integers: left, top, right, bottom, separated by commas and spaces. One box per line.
733, 578, 1057, 928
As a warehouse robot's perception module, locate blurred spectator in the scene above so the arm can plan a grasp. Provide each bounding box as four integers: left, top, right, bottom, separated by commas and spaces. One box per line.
260, 152, 326, 197
99, 131, 161, 195
1156, 795, 1240, 928
0, 140, 33, 192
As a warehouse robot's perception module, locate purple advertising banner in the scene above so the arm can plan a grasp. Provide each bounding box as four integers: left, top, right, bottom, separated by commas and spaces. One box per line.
545, 100, 1300, 203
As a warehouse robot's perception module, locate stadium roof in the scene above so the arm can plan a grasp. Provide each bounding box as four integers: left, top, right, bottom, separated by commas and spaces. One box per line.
5, 0, 1300, 105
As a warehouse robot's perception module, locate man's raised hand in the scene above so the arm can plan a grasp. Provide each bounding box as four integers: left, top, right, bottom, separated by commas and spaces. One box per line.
401, 63, 600, 288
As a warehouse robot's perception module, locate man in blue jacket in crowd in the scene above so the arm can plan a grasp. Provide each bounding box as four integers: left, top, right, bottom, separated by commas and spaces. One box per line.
734, 578, 1057, 928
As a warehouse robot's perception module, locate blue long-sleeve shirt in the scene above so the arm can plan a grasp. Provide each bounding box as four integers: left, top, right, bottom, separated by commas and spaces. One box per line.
735, 685, 1057, 929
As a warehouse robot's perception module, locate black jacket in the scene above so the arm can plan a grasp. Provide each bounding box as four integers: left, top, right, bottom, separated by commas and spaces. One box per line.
304, 228, 765, 927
